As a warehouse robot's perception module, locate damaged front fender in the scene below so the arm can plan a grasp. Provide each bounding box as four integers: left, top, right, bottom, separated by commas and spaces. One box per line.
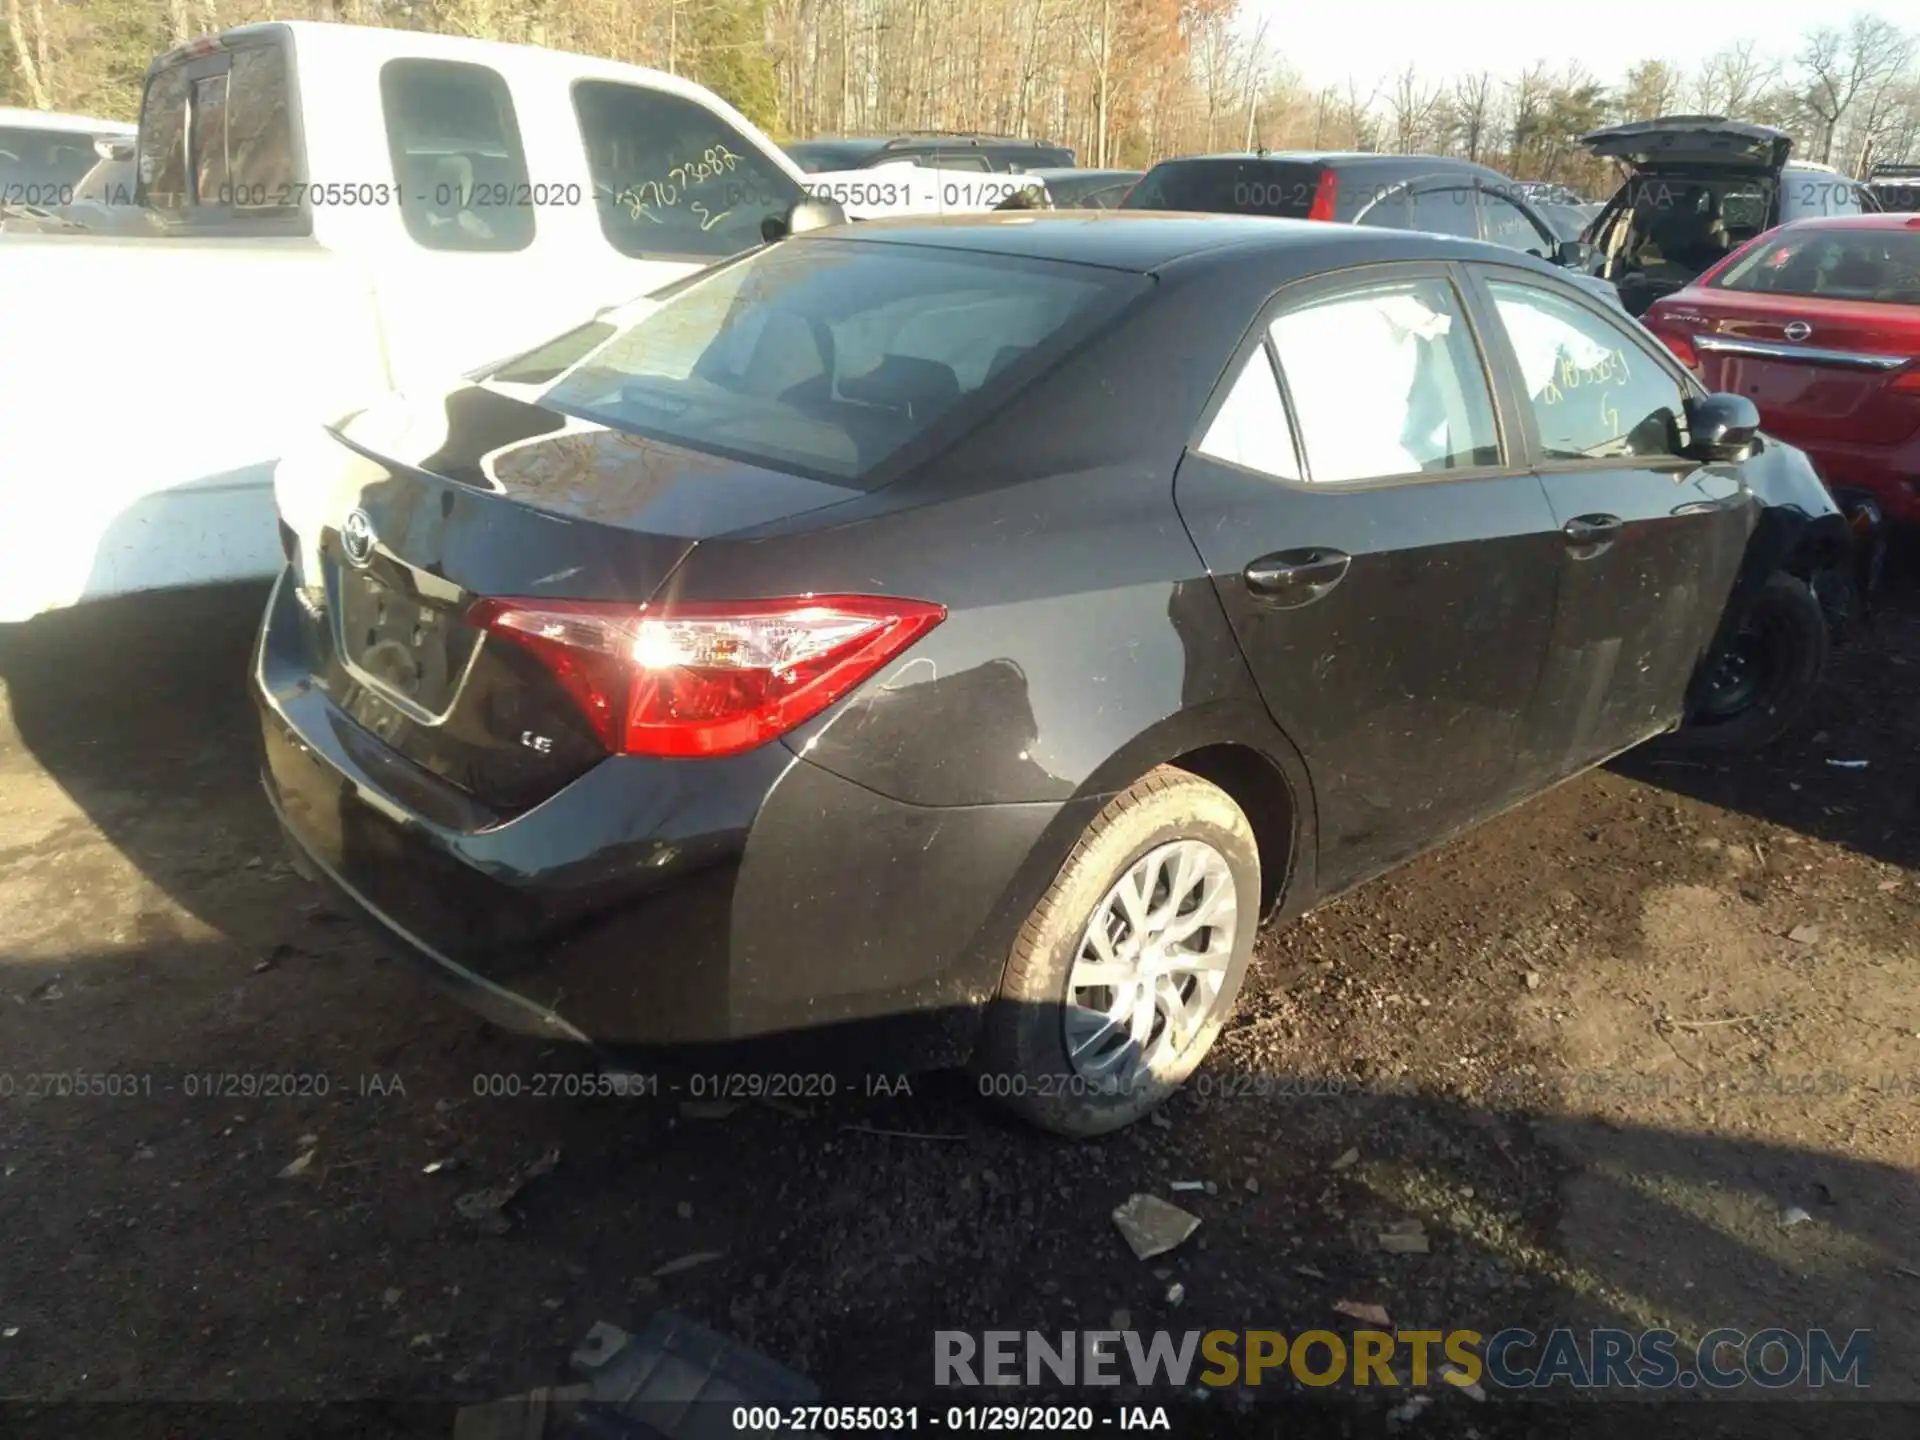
1684, 437, 1858, 718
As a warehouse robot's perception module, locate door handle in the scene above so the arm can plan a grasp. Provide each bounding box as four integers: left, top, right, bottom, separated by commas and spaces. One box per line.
1562, 513, 1623, 551
1244, 547, 1351, 605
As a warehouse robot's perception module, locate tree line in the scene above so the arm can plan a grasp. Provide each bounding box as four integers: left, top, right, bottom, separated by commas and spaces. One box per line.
7, 0, 1918, 192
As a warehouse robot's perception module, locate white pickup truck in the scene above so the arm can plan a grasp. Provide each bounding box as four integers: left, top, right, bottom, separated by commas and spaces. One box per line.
0, 21, 814, 623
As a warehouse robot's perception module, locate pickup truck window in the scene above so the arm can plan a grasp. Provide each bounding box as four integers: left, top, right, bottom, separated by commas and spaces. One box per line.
141, 40, 300, 220
191, 74, 229, 202
226, 44, 298, 206
141, 65, 190, 209
574, 81, 802, 261
381, 59, 535, 253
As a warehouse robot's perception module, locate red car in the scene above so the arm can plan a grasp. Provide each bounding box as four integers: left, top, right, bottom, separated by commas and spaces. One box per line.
1643, 214, 1920, 526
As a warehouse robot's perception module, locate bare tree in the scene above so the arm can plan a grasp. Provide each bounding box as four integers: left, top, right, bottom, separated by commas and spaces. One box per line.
1388, 62, 1441, 154
1797, 15, 1914, 163
1451, 71, 1495, 160
5, 0, 50, 108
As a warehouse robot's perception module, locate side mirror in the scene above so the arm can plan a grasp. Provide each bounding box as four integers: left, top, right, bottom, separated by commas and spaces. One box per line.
761, 193, 847, 244
95, 137, 134, 163
1684, 392, 1761, 462
1555, 237, 1595, 269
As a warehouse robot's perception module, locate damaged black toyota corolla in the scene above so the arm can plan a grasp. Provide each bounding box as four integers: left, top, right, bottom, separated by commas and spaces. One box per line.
256, 211, 1856, 1137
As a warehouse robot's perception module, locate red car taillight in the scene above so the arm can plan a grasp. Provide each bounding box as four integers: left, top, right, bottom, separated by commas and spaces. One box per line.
1658, 329, 1700, 373
1305, 169, 1338, 221
1891, 365, 1920, 395
469, 594, 946, 759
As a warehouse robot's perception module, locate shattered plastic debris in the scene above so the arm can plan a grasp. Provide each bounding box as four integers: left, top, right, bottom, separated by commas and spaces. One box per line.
1112, 1193, 1201, 1261
455, 1148, 560, 1235
1328, 1148, 1360, 1172
1443, 1365, 1487, 1401
1377, 1219, 1431, 1254
277, 1149, 316, 1179
1387, 1393, 1433, 1429
1334, 1300, 1392, 1326
1778, 1205, 1814, 1229
652, 1251, 725, 1278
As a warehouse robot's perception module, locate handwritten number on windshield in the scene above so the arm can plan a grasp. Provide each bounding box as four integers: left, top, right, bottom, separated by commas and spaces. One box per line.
616, 144, 744, 221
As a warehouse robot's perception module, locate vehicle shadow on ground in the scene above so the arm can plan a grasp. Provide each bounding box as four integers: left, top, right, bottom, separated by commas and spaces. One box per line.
0, 917, 1912, 1427
1612, 548, 1920, 874
0, 582, 279, 943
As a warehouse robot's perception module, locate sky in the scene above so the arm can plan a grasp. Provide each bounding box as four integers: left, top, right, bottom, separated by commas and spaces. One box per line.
1242, 0, 1845, 94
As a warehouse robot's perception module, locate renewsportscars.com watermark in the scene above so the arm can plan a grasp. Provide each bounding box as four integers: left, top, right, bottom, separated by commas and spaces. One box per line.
935, 1327, 1873, 1391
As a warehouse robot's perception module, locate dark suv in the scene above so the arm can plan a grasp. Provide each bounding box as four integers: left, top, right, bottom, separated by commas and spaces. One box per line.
1120, 151, 1615, 302
783, 133, 1075, 175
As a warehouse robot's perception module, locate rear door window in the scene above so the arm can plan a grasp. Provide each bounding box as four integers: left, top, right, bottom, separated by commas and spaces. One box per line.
1409, 185, 1478, 239
1356, 187, 1413, 229
1196, 348, 1302, 480
541, 240, 1142, 483
382, 59, 534, 252
1268, 275, 1500, 482
574, 81, 801, 261
1477, 187, 1552, 254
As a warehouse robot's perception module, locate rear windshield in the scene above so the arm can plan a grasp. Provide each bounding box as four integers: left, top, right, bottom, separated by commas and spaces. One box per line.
1782, 174, 1866, 219
1711, 227, 1920, 305
0, 126, 105, 202
539, 239, 1142, 483
783, 141, 883, 173
1122, 159, 1325, 217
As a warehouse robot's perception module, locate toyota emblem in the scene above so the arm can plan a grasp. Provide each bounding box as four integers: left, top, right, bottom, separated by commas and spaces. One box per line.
341, 508, 377, 568
1784, 321, 1813, 342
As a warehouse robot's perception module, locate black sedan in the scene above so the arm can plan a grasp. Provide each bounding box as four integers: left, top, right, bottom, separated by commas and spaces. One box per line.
257, 211, 1852, 1136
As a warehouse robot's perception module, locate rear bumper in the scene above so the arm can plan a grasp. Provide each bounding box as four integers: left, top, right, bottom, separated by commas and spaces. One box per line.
253, 572, 1065, 1068
1793, 435, 1920, 526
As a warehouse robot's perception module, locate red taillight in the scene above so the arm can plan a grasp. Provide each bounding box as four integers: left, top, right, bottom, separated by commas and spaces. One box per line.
468, 594, 946, 759
1891, 366, 1920, 394
1305, 169, 1338, 221
1659, 329, 1700, 373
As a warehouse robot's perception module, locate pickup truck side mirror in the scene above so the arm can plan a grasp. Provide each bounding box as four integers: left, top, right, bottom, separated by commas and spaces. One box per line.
1684, 392, 1761, 462
1555, 237, 1595, 269
761, 194, 848, 244
95, 137, 135, 163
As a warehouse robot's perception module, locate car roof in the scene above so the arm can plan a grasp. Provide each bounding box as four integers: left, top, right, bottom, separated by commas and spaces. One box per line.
1152, 150, 1481, 170
1026, 167, 1140, 182
793, 209, 1551, 275
0, 107, 134, 135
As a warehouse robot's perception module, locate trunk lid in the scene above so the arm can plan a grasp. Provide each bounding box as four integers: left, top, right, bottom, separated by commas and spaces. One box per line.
1582, 117, 1793, 173
280, 380, 867, 812
1647, 288, 1920, 447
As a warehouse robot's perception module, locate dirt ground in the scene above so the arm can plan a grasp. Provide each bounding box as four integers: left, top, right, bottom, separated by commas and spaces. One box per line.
2, 555, 1917, 1435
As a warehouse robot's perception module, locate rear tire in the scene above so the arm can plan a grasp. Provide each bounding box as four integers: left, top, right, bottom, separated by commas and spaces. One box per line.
1659, 572, 1828, 754
972, 766, 1259, 1138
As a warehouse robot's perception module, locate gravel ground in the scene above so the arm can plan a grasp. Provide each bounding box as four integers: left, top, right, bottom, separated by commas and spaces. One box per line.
2, 557, 1916, 1437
